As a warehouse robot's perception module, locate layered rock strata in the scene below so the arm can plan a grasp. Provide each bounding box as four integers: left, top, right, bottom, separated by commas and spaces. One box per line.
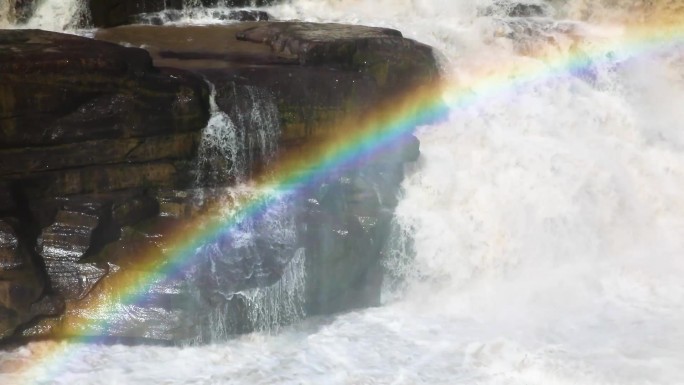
0, 22, 438, 343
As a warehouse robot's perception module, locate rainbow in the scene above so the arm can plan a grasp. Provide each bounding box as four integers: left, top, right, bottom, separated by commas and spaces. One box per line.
5, 19, 684, 384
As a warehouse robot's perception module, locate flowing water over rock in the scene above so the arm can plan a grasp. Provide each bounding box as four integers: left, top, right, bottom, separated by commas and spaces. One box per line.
0, 0, 87, 30
2, 0, 684, 384
196, 83, 279, 184
181, 186, 303, 343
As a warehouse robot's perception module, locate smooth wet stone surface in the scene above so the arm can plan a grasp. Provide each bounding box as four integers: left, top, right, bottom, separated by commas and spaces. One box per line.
0, 220, 22, 271
0, 219, 58, 339
37, 208, 107, 300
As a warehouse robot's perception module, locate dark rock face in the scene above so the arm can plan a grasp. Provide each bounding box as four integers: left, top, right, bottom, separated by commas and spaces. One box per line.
95, 24, 435, 324
0, 29, 207, 340
301, 137, 420, 315
0, 218, 64, 338
0, 220, 23, 271
37, 207, 108, 300
0, 29, 209, 197
1, 23, 438, 343
0, 30, 209, 149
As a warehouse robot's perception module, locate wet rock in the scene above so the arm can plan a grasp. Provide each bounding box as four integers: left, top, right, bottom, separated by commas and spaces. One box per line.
300, 163, 402, 316
0, 29, 209, 148
0, 306, 19, 339
0, 219, 53, 339
29, 295, 65, 317
0, 30, 206, 220
0, 133, 199, 176
155, 189, 206, 219
0, 220, 23, 270
235, 22, 436, 90
0, 181, 15, 213
17, 162, 180, 199
0, 272, 42, 312
1, 22, 434, 343
37, 207, 108, 300
112, 195, 159, 228
26, 190, 298, 341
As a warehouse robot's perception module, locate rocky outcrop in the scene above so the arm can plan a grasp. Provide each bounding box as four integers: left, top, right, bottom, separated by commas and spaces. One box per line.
0, 30, 209, 196
37, 206, 109, 300
0, 22, 438, 343
0, 30, 208, 147
0, 29, 208, 339
95, 22, 438, 149
0, 219, 63, 339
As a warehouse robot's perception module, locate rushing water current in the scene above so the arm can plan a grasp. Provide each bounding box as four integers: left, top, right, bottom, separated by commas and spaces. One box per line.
2, 0, 684, 384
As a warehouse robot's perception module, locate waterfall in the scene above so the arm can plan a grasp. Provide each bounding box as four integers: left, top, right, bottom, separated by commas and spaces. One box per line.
0, 0, 269, 30
241, 248, 306, 333
196, 82, 280, 185
181, 186, 301, 343
230, 85, 280, 173
191, 78, 292, 339
25, 0, 87, 30
2, 0, 684, 384
0, 0, 87, 30
196, 247, 306, 343
196, 84, 243, 185
0, 0, 12, 28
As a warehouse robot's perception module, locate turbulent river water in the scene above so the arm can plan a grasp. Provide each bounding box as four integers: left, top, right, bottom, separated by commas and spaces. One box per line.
2, 0, 684, 384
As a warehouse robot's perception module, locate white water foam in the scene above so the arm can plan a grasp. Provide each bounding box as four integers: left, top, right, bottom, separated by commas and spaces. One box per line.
0, 0, 86, 30
241, 247, 306, 333
2, 0, 684, 384
196, 82, 281, 185
0, 0, 12, 28
196, 84, 244, 184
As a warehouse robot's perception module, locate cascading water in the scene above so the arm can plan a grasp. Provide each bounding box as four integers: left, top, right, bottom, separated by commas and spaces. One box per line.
196, 83, 280, 184
2, 0, 684, 384
192, 80, 297, 340
0, 1, 11, 27
196, 85, 244, 184
224, 84, 281, 176
241, 247, 306, 333
181, 185, 303, 343
0, 0, 86, 30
